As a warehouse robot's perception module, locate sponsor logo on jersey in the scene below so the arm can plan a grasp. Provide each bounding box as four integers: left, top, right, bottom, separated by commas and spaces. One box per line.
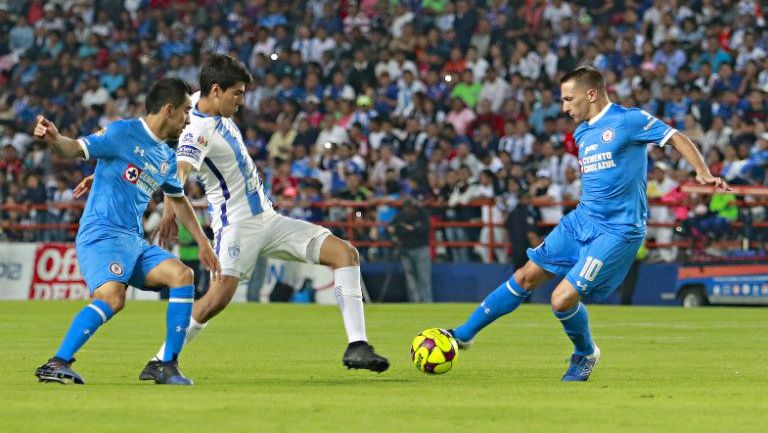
143, 162, 158, 175
160, 161, 168, 175
580, 151, 617, 173
109, 262, 123, 276
177, 145, 202, 161
228, 241, 241, 259
123, 164, 141, 184
198, 135, 208, 147
134, 146, 145, 157
583, 144, 599, 155
601, 128, 615, 143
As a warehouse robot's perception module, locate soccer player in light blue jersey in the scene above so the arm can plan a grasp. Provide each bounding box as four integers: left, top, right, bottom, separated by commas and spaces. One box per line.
449, 67, 729, 381
33, 78, 221, 385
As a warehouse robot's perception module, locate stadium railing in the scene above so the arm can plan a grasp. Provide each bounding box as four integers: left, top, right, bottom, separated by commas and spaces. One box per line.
2, 184, 766, 263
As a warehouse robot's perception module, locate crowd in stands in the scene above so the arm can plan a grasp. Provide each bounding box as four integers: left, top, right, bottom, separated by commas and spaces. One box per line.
0, 0, 766, 263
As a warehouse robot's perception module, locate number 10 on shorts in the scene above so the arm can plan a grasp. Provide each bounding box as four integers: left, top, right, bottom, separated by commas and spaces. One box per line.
578, 256, 603, 282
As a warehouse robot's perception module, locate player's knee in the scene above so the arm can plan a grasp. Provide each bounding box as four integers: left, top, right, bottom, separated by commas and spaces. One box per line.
514, 269, 538, 291
331, 241, 359, 268
347, 243, 360, 266
550, 290, 577, 312
95, 290, 126, 313
173, 266, 195, 287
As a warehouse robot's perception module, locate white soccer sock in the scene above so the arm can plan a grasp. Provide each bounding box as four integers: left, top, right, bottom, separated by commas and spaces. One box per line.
153, 317, 208, 361
334, 266, 368, 343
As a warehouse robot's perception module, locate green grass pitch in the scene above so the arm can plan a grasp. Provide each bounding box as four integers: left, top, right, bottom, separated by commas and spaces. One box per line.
2, 302, 767, 433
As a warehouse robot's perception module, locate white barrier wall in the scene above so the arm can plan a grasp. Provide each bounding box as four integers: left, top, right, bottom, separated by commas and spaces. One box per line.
256, 257, 336, 305
0, 242, 334, 303
0, 242, 37, 300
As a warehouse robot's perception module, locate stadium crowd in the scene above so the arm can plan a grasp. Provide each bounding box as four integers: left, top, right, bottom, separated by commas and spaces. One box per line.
0, 0, 766, 263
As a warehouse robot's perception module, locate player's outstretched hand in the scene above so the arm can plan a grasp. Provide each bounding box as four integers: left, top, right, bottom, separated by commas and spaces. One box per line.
199, 243, 222, 282
73, 175, 94, 199
34, 115, 59, 145
696, 172, 732, 192
154, 215, 179, 249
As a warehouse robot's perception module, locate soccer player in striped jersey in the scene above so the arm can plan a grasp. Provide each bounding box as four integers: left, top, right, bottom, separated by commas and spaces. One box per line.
142, 54, 389, 376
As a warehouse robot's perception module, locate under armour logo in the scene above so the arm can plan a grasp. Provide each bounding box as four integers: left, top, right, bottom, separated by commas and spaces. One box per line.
481, 302, 491, 314
176, 326, 183, 333
134, 146, 145, 157
83, 329, 90, 335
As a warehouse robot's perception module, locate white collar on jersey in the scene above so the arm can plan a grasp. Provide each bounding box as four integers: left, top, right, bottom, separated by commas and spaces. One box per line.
139, 118, 165, 144
587, 102, 613, 126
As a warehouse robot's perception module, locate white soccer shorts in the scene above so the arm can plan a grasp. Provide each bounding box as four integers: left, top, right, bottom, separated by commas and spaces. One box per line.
213, 211, 331, 280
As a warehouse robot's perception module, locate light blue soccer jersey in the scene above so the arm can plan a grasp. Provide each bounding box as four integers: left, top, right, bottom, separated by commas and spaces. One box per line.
77, 118, 185, 239
574, 103, 676, 240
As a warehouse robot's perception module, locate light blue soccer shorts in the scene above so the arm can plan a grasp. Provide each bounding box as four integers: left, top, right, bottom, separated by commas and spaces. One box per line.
76, 231, 176, 293
526, 209, 642, 302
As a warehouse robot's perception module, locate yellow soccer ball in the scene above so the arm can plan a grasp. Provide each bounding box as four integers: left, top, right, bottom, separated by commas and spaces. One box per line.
411, 328, 459, 374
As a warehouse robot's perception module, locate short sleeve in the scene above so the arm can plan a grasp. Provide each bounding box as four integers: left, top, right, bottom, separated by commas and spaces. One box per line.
162, 154, 185, 197
176, 122, 212, 171
625, 108, 677, 147
77, 121, 125, 160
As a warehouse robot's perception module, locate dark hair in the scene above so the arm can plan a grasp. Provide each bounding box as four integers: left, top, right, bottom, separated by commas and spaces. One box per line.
560, 66, 605, 92
145, 78, 192, 114
200, 54, 253, 96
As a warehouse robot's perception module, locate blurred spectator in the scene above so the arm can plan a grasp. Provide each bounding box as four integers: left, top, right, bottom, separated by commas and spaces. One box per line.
647, 162, 679, 262
389, 199, 432, 303
267, 113, 296, 161
0, 0, 763, 264
529, 168, 563, 227
47, 175, 72, 241
474, 169, 507, 263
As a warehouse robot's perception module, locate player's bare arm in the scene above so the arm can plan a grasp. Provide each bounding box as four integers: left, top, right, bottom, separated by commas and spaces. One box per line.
668, 132, 731, 191
156, 160, 195, 247
33, 115, 85, 158
166, 194, 221, 282
73, 174, 94, 199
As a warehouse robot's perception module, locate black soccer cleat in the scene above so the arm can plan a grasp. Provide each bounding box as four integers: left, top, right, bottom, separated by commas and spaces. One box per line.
35, 357, 84, 384
151, 360, 193, 385
343, 341, 389, 373
139, 359, 163, 381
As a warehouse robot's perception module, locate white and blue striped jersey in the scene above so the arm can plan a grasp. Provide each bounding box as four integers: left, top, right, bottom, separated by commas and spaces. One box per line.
176, 94, 272, 232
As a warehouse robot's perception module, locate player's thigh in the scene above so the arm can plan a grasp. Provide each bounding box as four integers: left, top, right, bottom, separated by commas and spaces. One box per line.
525, 214, 582, 278
76, 235, 142, 293
141, 253, 193, 289
259, 213, 331, 264
565, 234, 642, 302
213, 221, 264, 281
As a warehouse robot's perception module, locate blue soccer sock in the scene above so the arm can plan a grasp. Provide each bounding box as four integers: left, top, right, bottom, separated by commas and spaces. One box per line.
162, 285, 194, 362
55, 299, 114, 361
554, 302, 595, 356
453, 276, 530, 342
